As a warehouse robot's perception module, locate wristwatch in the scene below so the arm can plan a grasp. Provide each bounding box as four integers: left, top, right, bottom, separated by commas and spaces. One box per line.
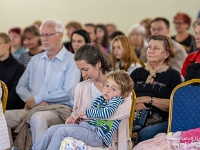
149, 97, 154, 105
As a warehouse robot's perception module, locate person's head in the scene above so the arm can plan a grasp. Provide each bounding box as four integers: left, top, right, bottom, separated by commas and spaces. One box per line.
150, 17, 170, 36
22, 25, 41, 50
74, 43, 112, 81
147, 34, 174, 66
194, 19, 200, 48
33, 20, 42, 29
110, 35, 140, 71
39, 19, 64, 52
0, 33, 11, 61
128, 24, 146, 47
173, 12, 191, 33
8, 27, 22, 48
106, 23, 117, 37
109, 30, 125, 43
84, 23, 96, 43
71, 29, 90, 53
65, 21, 82, 39
103, 70, 133, 100
95, 24, 109, 48
140, 18, 152, 39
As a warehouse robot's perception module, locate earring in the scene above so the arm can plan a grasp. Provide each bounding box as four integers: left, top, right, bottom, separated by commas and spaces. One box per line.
165, 56, 167, 59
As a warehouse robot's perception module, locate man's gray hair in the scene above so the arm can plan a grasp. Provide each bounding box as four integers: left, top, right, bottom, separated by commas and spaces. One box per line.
128, 23, 146, 38
40, 19, 64, 33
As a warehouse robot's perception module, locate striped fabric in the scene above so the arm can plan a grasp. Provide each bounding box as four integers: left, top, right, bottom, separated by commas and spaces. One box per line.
86, 96, 124, 147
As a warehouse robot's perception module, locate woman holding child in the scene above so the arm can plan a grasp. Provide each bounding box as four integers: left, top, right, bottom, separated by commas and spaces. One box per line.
32, 44, 133, 150
130, 34, 182, 144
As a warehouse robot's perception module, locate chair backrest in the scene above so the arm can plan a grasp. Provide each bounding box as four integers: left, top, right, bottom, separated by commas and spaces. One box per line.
129, 90, 136, 137
167, 79, 200, 133
0, 81, 8, 113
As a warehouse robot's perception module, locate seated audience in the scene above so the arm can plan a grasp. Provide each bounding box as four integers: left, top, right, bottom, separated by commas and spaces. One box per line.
130, 34, 182, 144
110, 35, 142, 74
171, 12, 195, 53
150, 17, 187, 72
9, 27, 24, 59
181, 19, 200, 77
128, 24, 148, 62
84, 23, 96, 43
63, 21, 82, 51
19, 25, 44, 66
5, 19, 81, 149
71, 29, 90, 53
0, 32, 25, 110
95, 24, 109, 52
32, 70, 134, 150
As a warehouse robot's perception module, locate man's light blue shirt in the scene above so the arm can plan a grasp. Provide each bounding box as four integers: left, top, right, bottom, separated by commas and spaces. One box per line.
16, 46, 81, 108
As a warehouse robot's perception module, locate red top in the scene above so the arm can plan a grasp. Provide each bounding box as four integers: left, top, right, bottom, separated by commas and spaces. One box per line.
181, 50, 200, 77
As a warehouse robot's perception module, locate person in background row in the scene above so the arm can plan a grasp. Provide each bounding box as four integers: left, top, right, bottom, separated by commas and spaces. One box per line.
171, 12, 195, 53
71, 29, 90, 53
110, 35, 142, 74
63, 21, 82, 51
33, 20, 42, 29
107, 30, 125, 54
128, 24, 148, 62
19, 25, 44, 66
140, 18, 152, 41
95, 24, 109, 52
0, 32, 25, 110
84, 23, 96, 43
9, 27, 24, 59
6, 19, 81, 149
106, 23, 117, 37
181, 19, 200, 78
150, 17, 187, 72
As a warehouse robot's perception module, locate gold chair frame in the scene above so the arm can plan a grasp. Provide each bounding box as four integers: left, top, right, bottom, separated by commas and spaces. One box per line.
0, 80, 8, 113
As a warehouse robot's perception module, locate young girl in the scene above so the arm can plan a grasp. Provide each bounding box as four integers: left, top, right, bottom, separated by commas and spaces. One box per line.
110, 35, 142, 74
32, 70, 134, 150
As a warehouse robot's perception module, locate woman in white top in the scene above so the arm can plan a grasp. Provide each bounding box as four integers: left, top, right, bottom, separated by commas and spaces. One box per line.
110, 35, 142, 74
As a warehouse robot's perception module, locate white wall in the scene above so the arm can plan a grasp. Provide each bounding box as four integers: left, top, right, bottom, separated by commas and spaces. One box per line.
0, 0, 199, 41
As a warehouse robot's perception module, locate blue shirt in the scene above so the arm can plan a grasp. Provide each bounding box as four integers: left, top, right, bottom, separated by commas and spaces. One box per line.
16, 46, 81, 108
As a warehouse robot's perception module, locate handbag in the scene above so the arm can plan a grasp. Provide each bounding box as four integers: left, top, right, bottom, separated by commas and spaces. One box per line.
132, 108, 150, 132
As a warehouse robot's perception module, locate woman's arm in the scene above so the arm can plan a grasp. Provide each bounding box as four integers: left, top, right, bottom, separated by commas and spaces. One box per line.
137, 96, 169, 112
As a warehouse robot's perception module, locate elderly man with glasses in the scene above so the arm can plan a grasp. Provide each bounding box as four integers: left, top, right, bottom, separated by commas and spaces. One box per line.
6, 19, 81, 150
150, 17, 187, 72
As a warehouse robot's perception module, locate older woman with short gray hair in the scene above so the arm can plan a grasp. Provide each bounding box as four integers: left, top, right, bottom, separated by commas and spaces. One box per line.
128, 24, 148, 62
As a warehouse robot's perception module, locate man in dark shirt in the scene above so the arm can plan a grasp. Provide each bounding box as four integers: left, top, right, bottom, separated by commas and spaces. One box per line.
0, 32, 25, 109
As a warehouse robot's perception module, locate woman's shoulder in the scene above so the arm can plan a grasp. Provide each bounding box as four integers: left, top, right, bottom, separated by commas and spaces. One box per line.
77, 80, 92, 88
167, 67, 181, 78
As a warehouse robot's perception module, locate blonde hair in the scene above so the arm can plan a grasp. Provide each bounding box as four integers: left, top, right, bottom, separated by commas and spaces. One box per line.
110, 35, 141, 71
107, 70, 134, 98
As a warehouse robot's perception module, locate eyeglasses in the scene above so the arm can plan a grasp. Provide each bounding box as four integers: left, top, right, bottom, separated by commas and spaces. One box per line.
39, 32, 60, 39
174, 22, 185, 25
150, 27, 166, 32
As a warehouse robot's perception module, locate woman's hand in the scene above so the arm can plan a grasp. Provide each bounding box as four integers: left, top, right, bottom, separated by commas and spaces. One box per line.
65, 116, 74, 124
73, 111, 86, 124
136, 96, 150, 104
135, 103, 147, 111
